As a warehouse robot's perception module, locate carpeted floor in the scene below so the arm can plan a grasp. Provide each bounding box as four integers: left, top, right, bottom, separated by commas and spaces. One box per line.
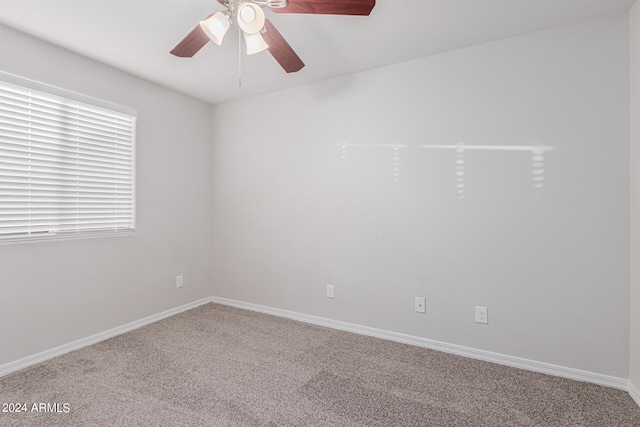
1, 303, 639, 426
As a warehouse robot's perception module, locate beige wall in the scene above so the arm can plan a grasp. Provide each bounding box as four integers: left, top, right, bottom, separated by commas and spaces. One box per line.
211, 15, 630, 378
0, 24, 215, 365
630, 0, 640, 400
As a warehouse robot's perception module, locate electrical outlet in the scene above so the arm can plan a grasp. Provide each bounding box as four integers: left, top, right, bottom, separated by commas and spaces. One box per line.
326, 284, 334, 299
415, 297, 426, 313
176, 275, 184, 288
475, 306, 488, 324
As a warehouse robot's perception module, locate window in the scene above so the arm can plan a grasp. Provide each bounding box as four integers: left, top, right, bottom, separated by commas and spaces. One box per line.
0, 72, 136, 243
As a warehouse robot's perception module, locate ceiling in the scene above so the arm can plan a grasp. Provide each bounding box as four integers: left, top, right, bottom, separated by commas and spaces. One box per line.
0, 0, 636, 105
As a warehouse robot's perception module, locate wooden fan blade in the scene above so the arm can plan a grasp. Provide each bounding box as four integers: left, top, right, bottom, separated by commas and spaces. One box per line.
270, 0, 375, 15
262, 19, 305, 73
170, 15, 213, 57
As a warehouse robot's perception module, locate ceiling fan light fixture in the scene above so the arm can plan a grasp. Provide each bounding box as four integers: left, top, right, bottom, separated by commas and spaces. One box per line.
244, 31, 269, 55
267, 0, 288, 8
237, 2, 266, 34
251, 0, 288, 7
199, 11, 230, 45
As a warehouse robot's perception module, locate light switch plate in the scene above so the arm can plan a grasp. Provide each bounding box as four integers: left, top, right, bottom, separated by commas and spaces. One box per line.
326, 284, 334, 299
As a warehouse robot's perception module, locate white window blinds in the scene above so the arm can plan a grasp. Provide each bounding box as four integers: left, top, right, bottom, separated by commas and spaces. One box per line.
0, 72, 136, 243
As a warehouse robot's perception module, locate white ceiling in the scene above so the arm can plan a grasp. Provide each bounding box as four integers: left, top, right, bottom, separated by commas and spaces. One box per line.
0, 0, 636, 105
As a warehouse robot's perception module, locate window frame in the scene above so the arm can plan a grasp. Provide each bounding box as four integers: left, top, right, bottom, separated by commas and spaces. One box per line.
0, 71, 137, 244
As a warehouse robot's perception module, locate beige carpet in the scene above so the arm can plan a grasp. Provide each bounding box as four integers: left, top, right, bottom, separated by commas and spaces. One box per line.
1, 303, 639, 426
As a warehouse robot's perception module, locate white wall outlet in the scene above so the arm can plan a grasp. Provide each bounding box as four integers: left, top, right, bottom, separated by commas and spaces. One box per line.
326, 284, 335, 299
476, 306, 488, 324
415, 297, 426, 313
176, 275, 184, 288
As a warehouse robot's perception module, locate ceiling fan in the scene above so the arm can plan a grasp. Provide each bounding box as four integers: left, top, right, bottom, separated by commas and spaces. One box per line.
170, 0, 376, 73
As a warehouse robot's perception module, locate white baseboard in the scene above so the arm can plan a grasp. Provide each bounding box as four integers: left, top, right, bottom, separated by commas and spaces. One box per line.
210, 296, 629, 391
0, 297, 212, 378
1, 294, 634, 399
630, 380, 640, 408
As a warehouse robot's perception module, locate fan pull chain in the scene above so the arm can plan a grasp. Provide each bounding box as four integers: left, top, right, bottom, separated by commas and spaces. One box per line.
238, 25, 242, 87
